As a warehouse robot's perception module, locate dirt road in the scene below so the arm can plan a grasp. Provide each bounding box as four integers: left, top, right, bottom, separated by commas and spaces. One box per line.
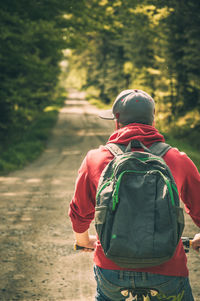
0, 91, 199, 301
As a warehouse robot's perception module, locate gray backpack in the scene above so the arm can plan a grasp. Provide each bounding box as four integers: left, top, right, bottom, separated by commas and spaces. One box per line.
95, 139, 185, 268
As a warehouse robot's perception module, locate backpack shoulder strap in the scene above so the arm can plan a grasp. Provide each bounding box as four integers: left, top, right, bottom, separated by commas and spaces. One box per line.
105, 143, 126, 157
106, 141, 171, 157
149, 142, 171, 157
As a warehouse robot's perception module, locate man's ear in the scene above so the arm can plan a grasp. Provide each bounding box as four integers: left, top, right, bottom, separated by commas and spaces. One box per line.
115, 120, 123, 130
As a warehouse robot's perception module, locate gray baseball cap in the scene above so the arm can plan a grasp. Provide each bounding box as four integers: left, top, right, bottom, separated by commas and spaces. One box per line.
99, 89, 155, 125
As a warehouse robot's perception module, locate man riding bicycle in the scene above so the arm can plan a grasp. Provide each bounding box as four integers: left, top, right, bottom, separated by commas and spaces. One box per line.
69, 89, 200, 300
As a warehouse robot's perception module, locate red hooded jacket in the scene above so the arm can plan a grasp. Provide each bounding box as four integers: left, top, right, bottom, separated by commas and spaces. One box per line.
69, 124, 200, 277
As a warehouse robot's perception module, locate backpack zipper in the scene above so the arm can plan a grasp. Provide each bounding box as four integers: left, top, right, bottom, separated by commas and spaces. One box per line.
96, 156, 178, 210
113, 154, 166, 170
112, 169, 176, 211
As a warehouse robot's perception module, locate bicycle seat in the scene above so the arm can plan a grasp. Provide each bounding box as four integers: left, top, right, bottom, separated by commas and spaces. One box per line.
121, 287, 159, 300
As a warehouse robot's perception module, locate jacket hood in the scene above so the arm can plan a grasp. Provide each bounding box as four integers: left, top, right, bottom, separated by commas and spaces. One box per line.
107, 123, 165, 147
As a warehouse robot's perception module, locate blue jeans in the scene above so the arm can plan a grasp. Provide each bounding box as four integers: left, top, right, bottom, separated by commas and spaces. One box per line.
94, 265, 194, 301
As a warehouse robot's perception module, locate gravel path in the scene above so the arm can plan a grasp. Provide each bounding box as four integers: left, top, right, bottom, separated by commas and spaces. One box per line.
0, 90, 199, 300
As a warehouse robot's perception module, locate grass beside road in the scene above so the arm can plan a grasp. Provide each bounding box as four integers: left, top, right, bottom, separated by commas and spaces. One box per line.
0, 97, 65, 175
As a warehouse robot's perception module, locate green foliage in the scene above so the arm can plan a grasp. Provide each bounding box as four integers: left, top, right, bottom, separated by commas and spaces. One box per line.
1, 0, 200, 172
0, 0, 83, 173
0, 0, 69, 139
65, 1, 170, 102
155, 0, 200, 116
0, 106, 62, 174
64, 0, 200, 148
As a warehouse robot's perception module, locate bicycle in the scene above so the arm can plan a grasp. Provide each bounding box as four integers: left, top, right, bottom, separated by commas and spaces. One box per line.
74, 237, 192, 301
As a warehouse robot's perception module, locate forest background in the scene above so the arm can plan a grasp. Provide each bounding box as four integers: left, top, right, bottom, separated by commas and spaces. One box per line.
0, 0, 200, 173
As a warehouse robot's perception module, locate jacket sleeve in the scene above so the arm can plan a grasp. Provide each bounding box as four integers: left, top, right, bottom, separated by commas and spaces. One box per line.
68, 154, 96, 233
180, 153, 200, 227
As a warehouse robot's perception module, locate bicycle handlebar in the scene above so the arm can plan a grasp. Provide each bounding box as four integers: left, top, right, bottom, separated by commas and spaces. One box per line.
74, 237, 193, 252
74, 243, 94, 251
181, 237, 193, 253
181, 237, 192, 248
